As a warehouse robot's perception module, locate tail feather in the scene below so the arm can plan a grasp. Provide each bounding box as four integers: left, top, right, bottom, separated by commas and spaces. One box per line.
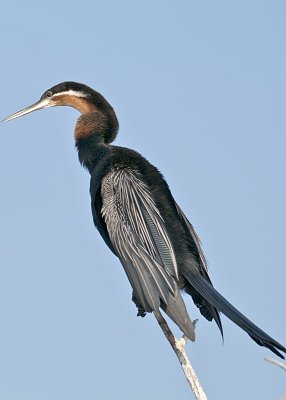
184, 270, 286, 359
161, 286, 196, 341
185, 285, 224, 338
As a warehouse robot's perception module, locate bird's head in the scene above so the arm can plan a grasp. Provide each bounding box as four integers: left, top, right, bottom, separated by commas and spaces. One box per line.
2, 81, 119, 143
2, 82, 108, 121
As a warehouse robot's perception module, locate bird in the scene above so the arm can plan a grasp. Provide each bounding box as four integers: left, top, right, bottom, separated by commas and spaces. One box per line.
3, 81, 285, 359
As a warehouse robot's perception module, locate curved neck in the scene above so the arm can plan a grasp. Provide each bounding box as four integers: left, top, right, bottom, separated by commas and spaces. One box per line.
74, 99, 119, 173
76, 133, 112, 173
75, 108, 119, 173
74, 107, 119, 144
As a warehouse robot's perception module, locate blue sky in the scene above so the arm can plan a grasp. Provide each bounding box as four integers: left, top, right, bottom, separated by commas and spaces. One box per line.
0, 1, 285, 399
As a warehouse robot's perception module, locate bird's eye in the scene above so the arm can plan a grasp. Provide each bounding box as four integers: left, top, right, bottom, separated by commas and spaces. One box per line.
45, 91, 53, 98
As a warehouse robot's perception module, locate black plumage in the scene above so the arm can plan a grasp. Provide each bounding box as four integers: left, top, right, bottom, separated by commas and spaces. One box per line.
3, 81, 285, 358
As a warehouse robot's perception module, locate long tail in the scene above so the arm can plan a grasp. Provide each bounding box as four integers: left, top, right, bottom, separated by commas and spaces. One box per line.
184, 270, 286, 359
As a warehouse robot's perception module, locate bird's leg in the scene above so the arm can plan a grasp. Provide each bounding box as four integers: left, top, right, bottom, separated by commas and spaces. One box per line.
132, 292, 147, 317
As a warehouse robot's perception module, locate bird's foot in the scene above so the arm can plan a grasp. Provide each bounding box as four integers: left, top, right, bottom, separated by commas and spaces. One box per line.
193, 318, 198, 329
132, 293, 147, 318
137, 310, 147, 318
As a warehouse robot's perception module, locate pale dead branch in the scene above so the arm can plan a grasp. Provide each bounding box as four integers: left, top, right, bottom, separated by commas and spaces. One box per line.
154, 310, 207, 400
265, 357, 286, 400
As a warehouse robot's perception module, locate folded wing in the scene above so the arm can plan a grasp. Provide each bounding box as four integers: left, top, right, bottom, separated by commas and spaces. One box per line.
101, 168, 195, 340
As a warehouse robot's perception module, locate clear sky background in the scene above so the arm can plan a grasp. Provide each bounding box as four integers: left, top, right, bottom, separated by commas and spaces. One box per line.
0, 1, 285, 399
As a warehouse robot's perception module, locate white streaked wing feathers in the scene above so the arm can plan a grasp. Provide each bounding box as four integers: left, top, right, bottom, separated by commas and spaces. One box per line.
101, 169, 178, 311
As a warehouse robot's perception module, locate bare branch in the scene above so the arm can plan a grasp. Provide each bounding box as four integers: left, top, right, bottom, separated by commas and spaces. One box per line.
265, 358, 286, 400
154, 310, 207, 400
265, 358, 286, 372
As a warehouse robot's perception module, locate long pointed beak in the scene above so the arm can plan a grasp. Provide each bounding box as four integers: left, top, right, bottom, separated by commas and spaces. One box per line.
2, 98, 53, 122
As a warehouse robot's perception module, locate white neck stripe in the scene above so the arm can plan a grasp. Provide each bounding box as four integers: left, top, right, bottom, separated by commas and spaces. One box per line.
53, 90, 88, 98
